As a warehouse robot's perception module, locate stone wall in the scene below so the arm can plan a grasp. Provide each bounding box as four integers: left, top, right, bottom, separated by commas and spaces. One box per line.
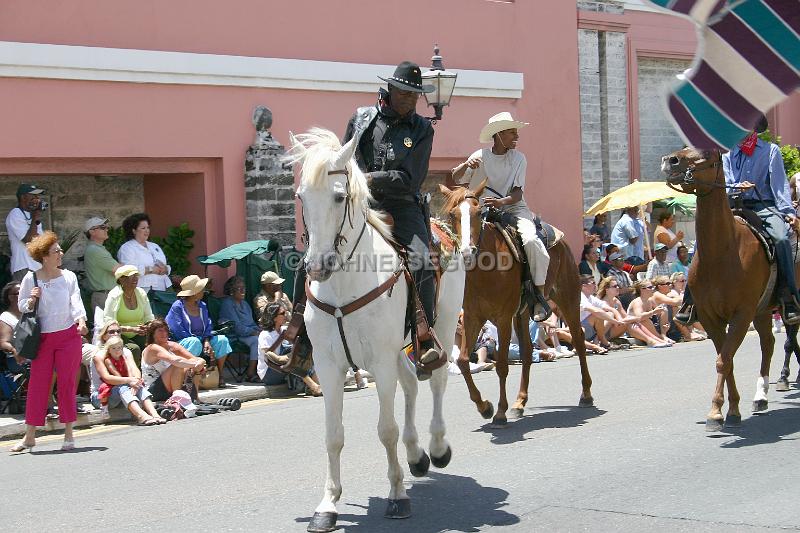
244, 106, 296, 246
637, 57, 691, 181
577, 0, 624, 13
578, 25, 630, 217
0, 176, 144, 269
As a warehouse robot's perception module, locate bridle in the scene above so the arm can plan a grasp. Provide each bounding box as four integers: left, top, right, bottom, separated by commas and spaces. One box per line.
451, 193, 485, 260
665, 151, 726, 198
298, 167, 368, 272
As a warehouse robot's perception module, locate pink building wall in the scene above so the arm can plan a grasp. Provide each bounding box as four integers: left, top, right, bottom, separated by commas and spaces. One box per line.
1, 0, 797, 281
0, 0, 584, 270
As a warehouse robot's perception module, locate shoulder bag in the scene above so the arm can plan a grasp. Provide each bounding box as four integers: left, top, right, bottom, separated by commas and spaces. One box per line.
12, 272, 42, 360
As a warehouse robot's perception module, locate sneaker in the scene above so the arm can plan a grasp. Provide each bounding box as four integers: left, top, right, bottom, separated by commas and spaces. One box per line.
557, 346, 574, 358
356, 376, 369, 389
100, 405, 110, 419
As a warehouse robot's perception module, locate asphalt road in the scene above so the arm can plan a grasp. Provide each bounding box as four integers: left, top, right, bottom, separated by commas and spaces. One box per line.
2, 331, 799, 533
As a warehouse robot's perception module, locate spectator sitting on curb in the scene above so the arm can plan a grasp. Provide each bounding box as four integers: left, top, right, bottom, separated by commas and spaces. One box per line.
165, 275, 232, 388
94, 335, 166, 425
83, 216, 121, 314
650, 275, 706, 342
140, 319, 205, 402
257, 302, 322, 395
0, 281, 26, 373
253, 271, 292, 325
626, 279, 674, 346
597, 277, 670, 348
579, 274, 625, 353
546, 300, 608, 355
578, 244, 602, 285
5, 184, 45, 281
646, 243, 672, 280
219, 276, 261, 382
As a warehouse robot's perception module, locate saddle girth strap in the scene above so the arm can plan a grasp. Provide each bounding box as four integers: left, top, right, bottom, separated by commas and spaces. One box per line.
304, 264, 405, 371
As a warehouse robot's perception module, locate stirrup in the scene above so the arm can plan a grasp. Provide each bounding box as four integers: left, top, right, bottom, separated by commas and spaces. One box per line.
780, 298, 800, 325
674, 303, 696, 326
525, 281, 552, 322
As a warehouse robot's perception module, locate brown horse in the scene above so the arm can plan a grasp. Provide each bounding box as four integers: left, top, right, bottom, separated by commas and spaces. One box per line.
663, 148, 796, 431
439, 183, 593, 427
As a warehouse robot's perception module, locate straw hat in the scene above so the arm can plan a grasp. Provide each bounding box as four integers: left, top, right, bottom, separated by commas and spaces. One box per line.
177, 275, 209, 297
114, 265, 140, 281
479, 112, 530, 143
260, 271, 285, 285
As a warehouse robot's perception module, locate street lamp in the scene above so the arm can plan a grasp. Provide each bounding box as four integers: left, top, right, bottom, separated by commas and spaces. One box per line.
422, 44, 458, 121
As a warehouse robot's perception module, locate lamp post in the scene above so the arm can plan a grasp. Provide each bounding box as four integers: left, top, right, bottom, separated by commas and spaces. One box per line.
422, 44, 457, 122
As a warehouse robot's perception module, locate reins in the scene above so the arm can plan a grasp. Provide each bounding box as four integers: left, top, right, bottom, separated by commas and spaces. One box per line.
301, 165, 405, 372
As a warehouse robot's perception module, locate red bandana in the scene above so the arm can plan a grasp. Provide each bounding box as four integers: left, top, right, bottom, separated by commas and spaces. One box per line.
739, 132, 758, 156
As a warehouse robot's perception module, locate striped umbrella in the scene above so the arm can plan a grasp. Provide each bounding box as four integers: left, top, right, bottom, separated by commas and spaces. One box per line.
644, 0, 799, 150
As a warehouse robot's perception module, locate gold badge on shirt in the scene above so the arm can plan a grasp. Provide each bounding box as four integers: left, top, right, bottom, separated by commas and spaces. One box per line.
403, 137, 413, 148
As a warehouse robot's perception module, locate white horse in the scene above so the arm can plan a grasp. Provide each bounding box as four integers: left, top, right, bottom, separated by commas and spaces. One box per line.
287, 128, 466, 532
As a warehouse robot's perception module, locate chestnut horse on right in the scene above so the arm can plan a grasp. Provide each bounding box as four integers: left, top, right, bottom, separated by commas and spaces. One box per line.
663, 148, 799, 431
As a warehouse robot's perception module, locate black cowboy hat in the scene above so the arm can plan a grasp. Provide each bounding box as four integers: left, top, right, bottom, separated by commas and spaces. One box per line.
378, 61, 435, 94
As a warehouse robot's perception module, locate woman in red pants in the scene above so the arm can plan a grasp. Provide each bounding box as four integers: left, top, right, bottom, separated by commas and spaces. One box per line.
10, 231, 88, 453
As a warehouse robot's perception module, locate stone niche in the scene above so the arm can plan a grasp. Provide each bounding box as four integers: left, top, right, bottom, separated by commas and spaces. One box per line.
245, 106, 296, 246
0, 175, 145, 270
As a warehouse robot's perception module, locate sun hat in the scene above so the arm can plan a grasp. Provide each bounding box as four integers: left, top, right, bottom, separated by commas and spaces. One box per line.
177, 275, 209, 297
479, 112, 530, 143
260, 271, 285, 285
168, 390, 197, 417
654, 243, 668, 252
84, 216, 109, 232
114, 265, 140, 280
378, 61, 435, 94
16, 184, 45, 197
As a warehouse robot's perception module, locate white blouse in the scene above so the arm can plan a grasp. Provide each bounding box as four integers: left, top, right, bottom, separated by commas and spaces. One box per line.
18, 269, 86, 333
117, 239, 172, 291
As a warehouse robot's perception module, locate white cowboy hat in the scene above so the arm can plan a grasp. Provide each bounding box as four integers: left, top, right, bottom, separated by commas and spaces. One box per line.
479, 112, 530, 143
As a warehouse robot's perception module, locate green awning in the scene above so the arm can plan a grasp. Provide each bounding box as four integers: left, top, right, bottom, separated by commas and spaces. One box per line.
197, 240, 280, 268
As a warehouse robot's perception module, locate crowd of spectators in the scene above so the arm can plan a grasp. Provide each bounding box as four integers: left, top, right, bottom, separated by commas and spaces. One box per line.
2, 184, 321, 452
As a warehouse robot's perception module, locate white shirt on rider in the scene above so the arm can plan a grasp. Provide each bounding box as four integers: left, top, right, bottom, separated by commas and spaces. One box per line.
457, 148, 530, 219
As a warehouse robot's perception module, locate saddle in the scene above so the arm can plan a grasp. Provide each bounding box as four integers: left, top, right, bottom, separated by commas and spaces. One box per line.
732, 207, 775, 264
486, 207, 564, 266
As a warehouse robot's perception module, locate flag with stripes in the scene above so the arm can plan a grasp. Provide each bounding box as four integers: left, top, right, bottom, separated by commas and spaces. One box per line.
644, 0, 799, 150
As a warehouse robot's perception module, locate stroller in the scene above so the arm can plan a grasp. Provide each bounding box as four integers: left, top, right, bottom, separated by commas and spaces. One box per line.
0, 352, 29, 415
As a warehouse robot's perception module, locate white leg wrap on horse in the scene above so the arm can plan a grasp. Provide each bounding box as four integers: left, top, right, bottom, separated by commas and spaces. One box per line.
516, 218, 550, 286
754, 375, 769, 401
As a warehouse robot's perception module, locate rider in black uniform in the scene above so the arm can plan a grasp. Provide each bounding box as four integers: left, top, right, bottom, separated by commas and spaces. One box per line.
342, 61, 440, 379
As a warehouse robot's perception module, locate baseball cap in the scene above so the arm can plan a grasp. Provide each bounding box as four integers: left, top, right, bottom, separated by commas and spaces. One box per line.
16, 184, 45, 197
654, 243, 668, 252
609, 251, 625, 261
260, 271, 285, 285
85, 217, 109, 232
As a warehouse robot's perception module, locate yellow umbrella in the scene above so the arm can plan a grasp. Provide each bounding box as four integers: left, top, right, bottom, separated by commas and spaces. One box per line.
584, 179, 677, 217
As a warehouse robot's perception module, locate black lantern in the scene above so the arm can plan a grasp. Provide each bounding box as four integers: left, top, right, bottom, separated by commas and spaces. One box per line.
422, 45, 458, 121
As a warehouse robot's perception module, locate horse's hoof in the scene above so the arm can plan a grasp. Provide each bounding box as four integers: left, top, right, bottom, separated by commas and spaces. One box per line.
490, 416, 508, 428
776, 379, 790, 392
384, 498, 411, 519
307, 512, 338, 532
705, 418, 724, 432
508, 407, 525, 419
724, 414, 742, 428
479, 401, 494, 420
578, 396, 594, 408
431, 446, 452, 469
752, 399, 768, 412
408, 450, 430, 478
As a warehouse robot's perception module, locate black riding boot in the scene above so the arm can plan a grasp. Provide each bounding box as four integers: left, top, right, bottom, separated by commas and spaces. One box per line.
414, 267, 439, 381
774, 239, 800, 325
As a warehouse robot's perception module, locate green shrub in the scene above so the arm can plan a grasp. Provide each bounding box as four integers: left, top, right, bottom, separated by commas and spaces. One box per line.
758, 130, 800, 178
151, 223, 195, 276
103, 225, 126, 260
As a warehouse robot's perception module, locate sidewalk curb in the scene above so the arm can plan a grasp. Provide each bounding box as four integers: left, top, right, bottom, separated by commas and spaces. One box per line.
0, 382, 287, 440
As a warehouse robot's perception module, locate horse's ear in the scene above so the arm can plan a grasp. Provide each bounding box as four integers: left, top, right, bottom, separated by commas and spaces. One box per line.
332, 137, 357, 170
474, 178, 489, 198
439, 184, 453, 197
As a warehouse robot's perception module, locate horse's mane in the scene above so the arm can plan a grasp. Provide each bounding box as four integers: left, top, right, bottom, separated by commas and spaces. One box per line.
285, 127, 392, 241
440, 186, 473, 217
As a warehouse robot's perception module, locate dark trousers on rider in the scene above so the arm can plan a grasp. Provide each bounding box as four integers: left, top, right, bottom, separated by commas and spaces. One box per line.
377, 199, 436, 335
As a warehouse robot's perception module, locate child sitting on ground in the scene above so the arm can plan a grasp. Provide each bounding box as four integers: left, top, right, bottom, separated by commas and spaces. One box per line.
97, 337, 142, 417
